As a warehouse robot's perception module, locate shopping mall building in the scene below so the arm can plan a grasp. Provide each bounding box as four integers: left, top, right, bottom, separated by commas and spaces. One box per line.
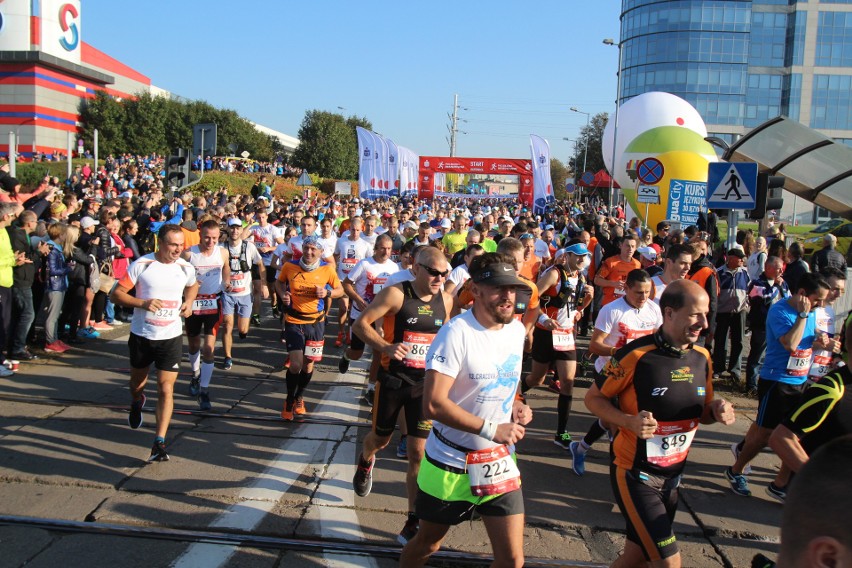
0, 0, 297, 159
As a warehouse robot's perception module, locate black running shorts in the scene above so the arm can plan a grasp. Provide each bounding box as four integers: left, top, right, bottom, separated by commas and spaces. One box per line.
611, 464, 681, 562
756, 378, 806, 429
531, 325, 578, 363
128, 332, 183, 372
373, 372, 431, 439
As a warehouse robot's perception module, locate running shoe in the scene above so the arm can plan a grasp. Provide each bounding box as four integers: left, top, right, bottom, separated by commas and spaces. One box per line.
44, 341, 68, 353
284, 356, 290, 369
281, 400, 295, 421
765, 482, 786, 503
724, 467, 752, 497
334, 331, 345, 348
547, 379, 562, 394
568, 441, 586, 476
11, 350, 38, 361
188, 375, 201, 397
251, 314, 261, 325
553, 432, 572, 451
397, 513, 419, 545
91, 321, 113, 331
730, 441, 752, 475
362, 386, 374, 406
293, 398, 306, 416
353, 455, 374, 497
197, 391, 212, 411
338, 356, 350, 374
78, 327, 100, 339
57, 340, 73, 351
396, 436, 408, 459
148, 439, 169, 462
0, 365, 13, 378
223, 357, 233, 371
128, 394, 146, 429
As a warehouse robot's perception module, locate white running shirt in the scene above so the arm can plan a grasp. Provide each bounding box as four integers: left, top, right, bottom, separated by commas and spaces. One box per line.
122, 255, 196, 340
594, 297, 663, 373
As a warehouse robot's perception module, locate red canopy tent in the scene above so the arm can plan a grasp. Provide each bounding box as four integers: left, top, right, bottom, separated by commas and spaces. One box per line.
577, 169, 621, 188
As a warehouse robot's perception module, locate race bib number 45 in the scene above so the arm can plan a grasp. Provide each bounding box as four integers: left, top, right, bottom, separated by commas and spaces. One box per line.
466, 445, 521, 497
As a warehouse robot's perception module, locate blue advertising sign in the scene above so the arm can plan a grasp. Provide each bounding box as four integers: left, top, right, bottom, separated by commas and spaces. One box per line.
665, 179, 706, 225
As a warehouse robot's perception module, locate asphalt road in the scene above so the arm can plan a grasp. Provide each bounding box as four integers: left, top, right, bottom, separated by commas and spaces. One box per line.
0, 312, 783, 567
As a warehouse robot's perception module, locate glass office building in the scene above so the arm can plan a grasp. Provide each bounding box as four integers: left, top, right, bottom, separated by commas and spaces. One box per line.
619, 0, 852, 144
618, 0, 852, 220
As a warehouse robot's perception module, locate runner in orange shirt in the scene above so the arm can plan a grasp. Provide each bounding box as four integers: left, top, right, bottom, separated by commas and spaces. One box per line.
595, 234, 641, 306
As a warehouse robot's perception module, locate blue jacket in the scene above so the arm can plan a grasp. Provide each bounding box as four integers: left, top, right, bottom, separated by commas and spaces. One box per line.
44, 239, 69, 292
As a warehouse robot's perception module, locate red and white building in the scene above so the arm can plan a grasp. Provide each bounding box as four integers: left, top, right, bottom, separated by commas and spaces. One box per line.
0, 0, 297, 159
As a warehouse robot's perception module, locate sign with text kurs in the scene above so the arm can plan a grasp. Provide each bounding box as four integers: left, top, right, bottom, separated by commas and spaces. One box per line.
707, 162, 757, 209
665, 179, 706, 225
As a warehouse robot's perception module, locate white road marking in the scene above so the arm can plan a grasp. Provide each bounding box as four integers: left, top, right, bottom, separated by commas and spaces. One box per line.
172, 362, 374, 568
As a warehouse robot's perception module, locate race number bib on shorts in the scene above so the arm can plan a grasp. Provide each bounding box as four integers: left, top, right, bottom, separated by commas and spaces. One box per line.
787, 348, 813, 377
145, 300, 180, 327
305, 339, 324, 362
192, 294, 218, 315
465, 445, 521, 497
402, 331, 435, 369
552, 328, 575, 351
646, 420, 697, 468
230, 272, 248, 294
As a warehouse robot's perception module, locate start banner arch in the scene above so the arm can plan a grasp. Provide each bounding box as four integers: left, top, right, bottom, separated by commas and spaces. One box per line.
419, 156, 533, 206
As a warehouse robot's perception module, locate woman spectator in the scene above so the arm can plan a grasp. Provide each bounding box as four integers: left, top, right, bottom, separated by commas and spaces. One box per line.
110, 218, 134, 322
41, 223, 71, 353
783, 241, 809, 292
59, 225, 94, 344
121, 219, 142, 262
767, 237, 787, 271
89, 211, 121, 330
747, 236, 768, 281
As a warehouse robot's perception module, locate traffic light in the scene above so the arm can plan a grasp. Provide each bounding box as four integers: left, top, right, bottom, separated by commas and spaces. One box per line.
749, 173, 785, 220
166, 148, 190, 189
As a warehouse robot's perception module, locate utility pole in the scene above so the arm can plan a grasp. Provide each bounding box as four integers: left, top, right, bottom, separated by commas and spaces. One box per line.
448, 94, 459, 157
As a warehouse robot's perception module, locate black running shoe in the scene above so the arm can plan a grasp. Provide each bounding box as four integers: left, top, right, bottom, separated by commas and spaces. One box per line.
128, 394, 146, 429
188, 375, 201, 397
223, 357, 233, 370
338, 357, 350, 374
198, 391, 212, 411
397, 513, 419, 545
148, 440, 169, 462
251, 314, 261, 325
353, 455, 374, 497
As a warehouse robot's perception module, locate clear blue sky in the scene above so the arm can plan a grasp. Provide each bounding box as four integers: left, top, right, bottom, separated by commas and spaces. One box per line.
83, 0, 622, 164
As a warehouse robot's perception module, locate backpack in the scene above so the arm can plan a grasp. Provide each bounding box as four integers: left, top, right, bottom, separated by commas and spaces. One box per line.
87, 254, 100, 292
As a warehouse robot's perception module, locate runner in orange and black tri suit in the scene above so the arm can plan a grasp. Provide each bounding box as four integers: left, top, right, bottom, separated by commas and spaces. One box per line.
585, 280, 735, 568
351, 246, 453, 545
275, 235, 344, 420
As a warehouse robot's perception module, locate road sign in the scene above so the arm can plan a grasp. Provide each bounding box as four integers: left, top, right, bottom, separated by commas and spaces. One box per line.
636, 157, 664, 185
581, 171, 594, 185
296, 171, 312, 187
707, 162, 757, 209
637, 185, 660, 204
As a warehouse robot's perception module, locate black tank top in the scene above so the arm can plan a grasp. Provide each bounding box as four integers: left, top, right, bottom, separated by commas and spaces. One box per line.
385, 281, 447, 383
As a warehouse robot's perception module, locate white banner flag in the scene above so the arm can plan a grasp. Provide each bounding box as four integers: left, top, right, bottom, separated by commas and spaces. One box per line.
386, 138, 400, 196
374, 133, 391, 198
356, 127, 376, 199
530, 134, 555, 215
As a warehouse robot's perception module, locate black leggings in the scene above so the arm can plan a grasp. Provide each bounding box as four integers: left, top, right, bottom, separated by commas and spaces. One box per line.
91, 290, 107, 323
59, 284, 86, 336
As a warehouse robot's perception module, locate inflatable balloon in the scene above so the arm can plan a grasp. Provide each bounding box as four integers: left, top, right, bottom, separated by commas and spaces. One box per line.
622, 150, 712, 231
602, 92, 708, 192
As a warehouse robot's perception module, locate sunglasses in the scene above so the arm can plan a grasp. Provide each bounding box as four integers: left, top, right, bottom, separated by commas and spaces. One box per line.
519, 233, 535, 240
418, 263, 449, 278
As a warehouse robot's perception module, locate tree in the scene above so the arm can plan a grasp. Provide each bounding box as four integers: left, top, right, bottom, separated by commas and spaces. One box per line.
292, 111, 372, 179
78, 91, 127, 155
550, 158, 569, 201
574, 112, 609, 175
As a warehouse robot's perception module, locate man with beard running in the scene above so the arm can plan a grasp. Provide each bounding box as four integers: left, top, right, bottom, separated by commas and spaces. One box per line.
275, 235, 343, 420
351, 246, 453, 545
112, 224, 198, 462
183, 219, 230, 410
400, 252, 533, 567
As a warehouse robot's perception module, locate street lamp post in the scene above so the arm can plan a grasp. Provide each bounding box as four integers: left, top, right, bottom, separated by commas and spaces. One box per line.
569, 107, 590, 177
603, 38, 623, 213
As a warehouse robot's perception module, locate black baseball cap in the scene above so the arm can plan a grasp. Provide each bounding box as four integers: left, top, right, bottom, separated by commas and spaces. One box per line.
470, 262, 527, 288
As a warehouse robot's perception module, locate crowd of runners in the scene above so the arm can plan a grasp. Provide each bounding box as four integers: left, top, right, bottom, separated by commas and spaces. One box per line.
1, 155, 850, 568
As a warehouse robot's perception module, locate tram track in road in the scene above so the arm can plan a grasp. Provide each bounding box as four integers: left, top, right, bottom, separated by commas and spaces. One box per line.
0, 514, 608, 568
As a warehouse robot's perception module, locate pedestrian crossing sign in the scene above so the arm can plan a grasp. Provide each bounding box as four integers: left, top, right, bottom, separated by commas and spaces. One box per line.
707, 162, 757, 209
